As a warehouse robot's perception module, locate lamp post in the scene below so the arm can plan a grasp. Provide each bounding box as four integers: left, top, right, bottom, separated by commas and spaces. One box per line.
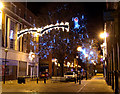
3, 48, 8, 84
32, 53, 35, 79
29, 52, 35, 79
77, 46, 82, 70
100, 26, 108, 78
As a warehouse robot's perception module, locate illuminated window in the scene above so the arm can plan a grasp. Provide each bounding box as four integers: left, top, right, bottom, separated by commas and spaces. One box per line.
10, 20, 15, 49
18, 23, 22, 51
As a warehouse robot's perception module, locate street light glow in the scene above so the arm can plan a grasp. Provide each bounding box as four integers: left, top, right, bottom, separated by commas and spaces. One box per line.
0, 2, 4, 10
4, 48, 8, 52
100, 32, 108, 38
91, 60, 94, 63
90, 51, 93, 55
85, 54, 88, 58
31, 54, 35, 58
77, 46, 82, 51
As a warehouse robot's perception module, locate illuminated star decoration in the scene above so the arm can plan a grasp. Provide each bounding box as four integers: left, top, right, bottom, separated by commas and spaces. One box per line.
72, 17, 80, 29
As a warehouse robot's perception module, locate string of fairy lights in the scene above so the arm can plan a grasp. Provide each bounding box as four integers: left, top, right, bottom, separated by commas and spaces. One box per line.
17, 22, 69, 39
17, 22, 69, 61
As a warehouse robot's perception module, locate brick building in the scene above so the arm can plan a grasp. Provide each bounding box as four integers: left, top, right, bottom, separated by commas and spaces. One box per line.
0, 2, 39, 80
104, 2, 120, 93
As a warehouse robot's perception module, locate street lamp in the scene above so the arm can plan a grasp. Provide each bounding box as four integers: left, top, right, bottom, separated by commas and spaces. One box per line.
29, 52, 35, 79
100, 32, 108, 39
100, 30, 108, 78
3, 48, 8, 84
77, 46, 82, 52
0, 2, 4, 10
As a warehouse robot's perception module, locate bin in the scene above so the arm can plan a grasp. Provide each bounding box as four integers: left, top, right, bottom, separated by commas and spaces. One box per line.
18, 76, 25, 84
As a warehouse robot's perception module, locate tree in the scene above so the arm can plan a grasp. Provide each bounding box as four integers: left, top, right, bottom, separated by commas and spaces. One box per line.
33, 3, 98, 76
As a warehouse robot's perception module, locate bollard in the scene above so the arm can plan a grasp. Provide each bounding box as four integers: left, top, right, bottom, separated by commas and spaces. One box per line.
74, 78, 76, 84
79, 75, 81, 85
37, 77, 38, 84
44, 78, 46, 84
77, 77, 78, 83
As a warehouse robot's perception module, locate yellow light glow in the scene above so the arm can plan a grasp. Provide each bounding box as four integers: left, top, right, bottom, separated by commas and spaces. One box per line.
77, 46, 82, 51
100, 32, 108, 38
91, 60, 94, 63
31, 54, 35, 58
0, 2, 4, 10
85, 54, 88, 58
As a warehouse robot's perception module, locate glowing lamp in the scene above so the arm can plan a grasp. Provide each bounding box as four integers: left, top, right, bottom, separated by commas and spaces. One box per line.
4, 48, 8, 53
76, 56, 79, 58
31, 54, 35, 58
85, 54, 88, 58
55, 62, 57, 65
100, 32, 108, 38
91, 60, 94, 63
0, 2, 4, 10
90, 51, 93, 55
29, 52, 35, 61
77, 46, 82, 52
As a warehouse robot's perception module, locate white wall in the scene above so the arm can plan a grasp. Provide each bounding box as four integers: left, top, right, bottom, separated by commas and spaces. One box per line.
2, 47, 30, 62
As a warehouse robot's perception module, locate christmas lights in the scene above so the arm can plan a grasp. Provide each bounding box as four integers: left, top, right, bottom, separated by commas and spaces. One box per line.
17, 22, 69, 39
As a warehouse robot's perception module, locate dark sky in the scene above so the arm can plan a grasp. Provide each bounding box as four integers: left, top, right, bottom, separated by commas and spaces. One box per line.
24, 2, 106, 40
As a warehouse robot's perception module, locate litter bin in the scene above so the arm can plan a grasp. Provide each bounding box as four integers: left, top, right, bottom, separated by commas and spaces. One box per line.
18, 76, 25, 84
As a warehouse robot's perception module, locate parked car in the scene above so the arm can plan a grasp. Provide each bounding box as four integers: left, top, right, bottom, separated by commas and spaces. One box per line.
64, 71, 77, 81
40, 72, 49, 78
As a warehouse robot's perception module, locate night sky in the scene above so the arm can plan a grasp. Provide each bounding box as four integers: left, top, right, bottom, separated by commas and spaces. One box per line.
24, 2, 106, 40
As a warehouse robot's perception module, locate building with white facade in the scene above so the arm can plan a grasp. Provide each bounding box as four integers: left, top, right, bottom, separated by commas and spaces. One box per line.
0, 2, 39, 80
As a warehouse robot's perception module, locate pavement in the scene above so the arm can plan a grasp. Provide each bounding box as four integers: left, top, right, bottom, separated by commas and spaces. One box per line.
1, 73, 114, 94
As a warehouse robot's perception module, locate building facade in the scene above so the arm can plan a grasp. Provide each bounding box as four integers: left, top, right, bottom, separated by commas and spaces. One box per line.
0, 2, 39, 80
104, 2, 120, 93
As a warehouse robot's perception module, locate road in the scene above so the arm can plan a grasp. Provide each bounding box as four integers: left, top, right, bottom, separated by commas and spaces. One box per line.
1, 73, 114, 94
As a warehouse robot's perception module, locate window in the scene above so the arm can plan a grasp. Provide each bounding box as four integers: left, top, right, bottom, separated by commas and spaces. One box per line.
18, 23, 22, 51
24, 13, 26, 20
19, 9, 21, 16
33, 19, 36, 27
29, 17, 31, 23
10, 3, 16, 13
14, 6, 16, 13
10, 20, 15, 49
5, 16, 8, 47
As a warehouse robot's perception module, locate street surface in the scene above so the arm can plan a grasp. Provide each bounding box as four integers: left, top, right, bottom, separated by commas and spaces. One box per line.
1, 73, 114, 93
